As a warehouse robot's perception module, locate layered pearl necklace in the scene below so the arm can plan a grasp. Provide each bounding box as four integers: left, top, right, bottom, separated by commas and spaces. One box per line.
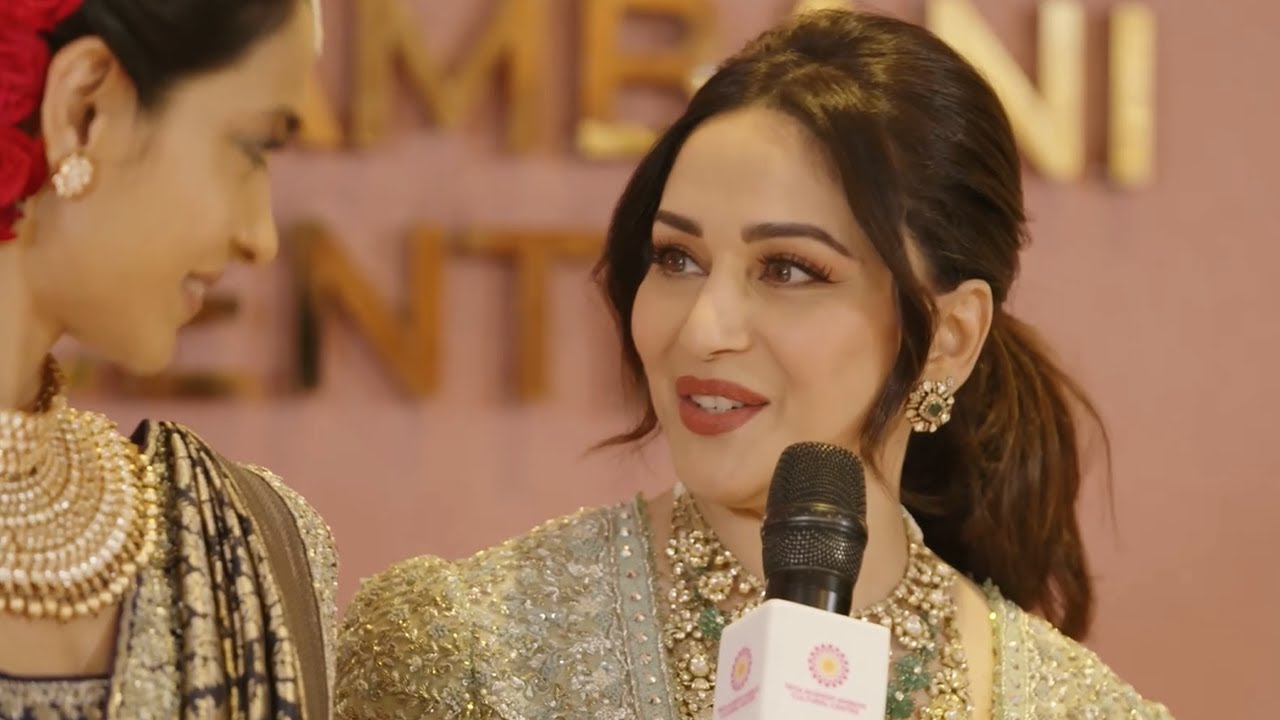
0, 359, 159, 621
661, 490, 972, 719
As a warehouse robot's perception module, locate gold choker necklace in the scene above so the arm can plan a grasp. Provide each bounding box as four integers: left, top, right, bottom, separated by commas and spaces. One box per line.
0, 359, 160, 621
662, 490, 972, 719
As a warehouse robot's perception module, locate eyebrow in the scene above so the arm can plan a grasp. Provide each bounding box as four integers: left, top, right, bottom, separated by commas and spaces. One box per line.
282, 110, 303, 138
654, 209, 852, 258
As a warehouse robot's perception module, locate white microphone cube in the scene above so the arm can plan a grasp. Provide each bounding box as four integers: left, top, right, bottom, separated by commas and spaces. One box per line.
712, 598, 891, 719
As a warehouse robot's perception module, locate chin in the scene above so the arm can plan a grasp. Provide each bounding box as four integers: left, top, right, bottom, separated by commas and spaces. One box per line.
669, 447, 770, 511
107, 330, 178, 377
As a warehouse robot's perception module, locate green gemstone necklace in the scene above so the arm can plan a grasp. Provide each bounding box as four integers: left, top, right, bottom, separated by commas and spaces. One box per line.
660, 489, 972, 719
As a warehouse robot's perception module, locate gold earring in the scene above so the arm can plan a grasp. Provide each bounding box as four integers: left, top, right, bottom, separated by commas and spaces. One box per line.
52, 152, 94, 199
906, 377, 955, 433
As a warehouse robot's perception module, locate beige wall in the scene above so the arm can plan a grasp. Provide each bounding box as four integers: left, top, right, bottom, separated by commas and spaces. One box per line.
75, 1, 1278, 716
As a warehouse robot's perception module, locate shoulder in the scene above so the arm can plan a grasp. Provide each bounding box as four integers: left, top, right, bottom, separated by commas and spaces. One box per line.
336, 554, 475, 720
240, 463, 340, 677
456, 502, 634, 638
149, 421, 339, 595
240, 462, 339, 592
145, 421, 337, 560
336, 502, 638, 720
986, 587, 1174, 719
144, 421, 340, 685
466, 502, 623, 577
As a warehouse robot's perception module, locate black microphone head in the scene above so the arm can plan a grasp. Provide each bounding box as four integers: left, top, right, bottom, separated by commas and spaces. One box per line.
761, 442, 868, 591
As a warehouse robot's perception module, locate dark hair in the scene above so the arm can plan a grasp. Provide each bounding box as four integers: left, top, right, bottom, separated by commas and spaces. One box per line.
43, 0, 302, 109
595, 9, 1106, 639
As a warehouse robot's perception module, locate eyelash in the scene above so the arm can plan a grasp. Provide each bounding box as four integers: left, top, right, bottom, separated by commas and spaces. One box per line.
650, 243, 834, 284
243, 138, 285, 168
764, 251, 833, 283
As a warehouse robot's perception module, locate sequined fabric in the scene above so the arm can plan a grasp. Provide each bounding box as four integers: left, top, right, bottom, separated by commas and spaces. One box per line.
0, 675, 107, 720
0, 421, 338, 720
337, 498, 1171, 720
337, 503, 672, 719
987, 588, 1169, 719
252, 465, 341, 703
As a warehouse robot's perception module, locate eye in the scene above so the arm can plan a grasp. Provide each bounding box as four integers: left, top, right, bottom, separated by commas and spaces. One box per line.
241, 142, 268, 168
759, 253, 833, 285
241, 137, 286, 168
651, 244, 705, 276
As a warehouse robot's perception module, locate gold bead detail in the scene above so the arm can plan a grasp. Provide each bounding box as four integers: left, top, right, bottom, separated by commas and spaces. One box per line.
0, 358, 159, 622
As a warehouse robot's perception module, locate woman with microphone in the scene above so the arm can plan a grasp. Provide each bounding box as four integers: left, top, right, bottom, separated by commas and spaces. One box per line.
0, 0, 335, 716
336, 9, 1171, 719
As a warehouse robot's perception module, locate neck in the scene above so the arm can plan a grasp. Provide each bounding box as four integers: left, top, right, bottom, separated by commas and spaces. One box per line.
0, 245, 60, 410
693, 479, 910, 611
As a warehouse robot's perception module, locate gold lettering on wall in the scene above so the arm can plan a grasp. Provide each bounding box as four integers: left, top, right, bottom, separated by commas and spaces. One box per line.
927, 0, 1086, 182
1108, 2, 1156, 187
298, 68, 342, 149
291, 224, 445, 396
576, 0, 715, 159
793, 0, 853, 14
79, 2, 1165, 400
294, 0, 1154, 184
76, 225, 607, 400
460, 231, 602, 399
353, 0, 547, 151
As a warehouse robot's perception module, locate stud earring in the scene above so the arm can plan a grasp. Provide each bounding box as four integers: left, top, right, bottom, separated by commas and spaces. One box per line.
905, 377, 956, 433
52, 152, 93, 199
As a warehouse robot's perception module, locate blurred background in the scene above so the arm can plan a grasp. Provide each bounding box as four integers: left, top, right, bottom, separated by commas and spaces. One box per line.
66, 0, 1278, 717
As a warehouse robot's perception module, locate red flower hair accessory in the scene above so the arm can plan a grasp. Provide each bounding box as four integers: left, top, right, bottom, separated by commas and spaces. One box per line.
0, 0, 83, 242
0, 0, 84, 33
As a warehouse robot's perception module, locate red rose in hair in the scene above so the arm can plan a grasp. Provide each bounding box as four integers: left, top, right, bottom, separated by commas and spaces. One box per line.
0, 0, 83, 32
21, 139, 48, 199
0, 204, 22, 242
0, 125, 46, 241
0, 126, 43, 202
0, 0, 73, 241
0, 26, 52, 127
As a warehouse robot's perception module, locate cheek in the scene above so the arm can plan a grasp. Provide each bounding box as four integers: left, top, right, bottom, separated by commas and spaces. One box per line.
141, 129, 241, 254
630, 273, 687, 371
766, 301, 898, 433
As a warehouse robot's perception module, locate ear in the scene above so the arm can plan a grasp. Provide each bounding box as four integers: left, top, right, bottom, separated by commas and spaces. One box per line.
926, 279, 993, 388
40, 36, 140, 165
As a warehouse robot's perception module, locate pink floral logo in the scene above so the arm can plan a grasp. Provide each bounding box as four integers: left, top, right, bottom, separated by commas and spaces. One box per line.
730, 647, 752, 691
807, 643, 850, 688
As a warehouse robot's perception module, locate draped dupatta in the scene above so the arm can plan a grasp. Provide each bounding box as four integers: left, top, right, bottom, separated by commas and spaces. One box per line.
103, 421, 323, 719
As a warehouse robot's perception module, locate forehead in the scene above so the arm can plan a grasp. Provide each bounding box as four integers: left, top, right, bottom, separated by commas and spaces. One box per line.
661, 107, 854, 226
164, 5, 315, 120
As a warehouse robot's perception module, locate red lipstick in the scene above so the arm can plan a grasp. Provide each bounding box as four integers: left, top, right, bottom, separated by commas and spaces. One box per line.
675, 376, 768, 436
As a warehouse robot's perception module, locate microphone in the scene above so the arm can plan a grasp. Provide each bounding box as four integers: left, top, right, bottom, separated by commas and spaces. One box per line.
711, 442, 890, 719
761, 441, 868, 613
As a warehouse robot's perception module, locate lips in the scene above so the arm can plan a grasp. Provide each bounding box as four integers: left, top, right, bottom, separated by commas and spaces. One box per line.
675, 375, 769, 436
182, 271, 222, 318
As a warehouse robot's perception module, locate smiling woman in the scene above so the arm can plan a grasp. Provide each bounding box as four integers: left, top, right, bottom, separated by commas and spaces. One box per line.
0, 1, 336, 718
335, 8, 1172, 720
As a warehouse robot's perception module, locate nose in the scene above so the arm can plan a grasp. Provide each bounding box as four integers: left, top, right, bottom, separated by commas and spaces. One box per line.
677, 267, 752, 359
235, 180, 280, 265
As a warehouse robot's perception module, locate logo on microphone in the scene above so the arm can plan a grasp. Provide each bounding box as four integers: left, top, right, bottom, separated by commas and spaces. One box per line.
730, 647, 753, 691
808, 643, 850, 688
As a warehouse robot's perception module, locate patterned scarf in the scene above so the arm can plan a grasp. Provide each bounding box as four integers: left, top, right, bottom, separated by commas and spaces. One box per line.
107, 421, 307, 719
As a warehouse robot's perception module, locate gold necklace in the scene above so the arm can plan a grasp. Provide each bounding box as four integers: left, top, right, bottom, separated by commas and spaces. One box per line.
0, 359, 160, 621
661, 490, 972, 720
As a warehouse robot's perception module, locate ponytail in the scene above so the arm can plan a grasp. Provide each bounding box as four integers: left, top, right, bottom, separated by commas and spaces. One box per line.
901, 310, 1103, 639
590, 6, 1107, 639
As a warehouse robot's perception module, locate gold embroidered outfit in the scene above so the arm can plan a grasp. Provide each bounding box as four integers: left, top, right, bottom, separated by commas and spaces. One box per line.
336, 498, 1171, 720
0, 421, 338, 720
